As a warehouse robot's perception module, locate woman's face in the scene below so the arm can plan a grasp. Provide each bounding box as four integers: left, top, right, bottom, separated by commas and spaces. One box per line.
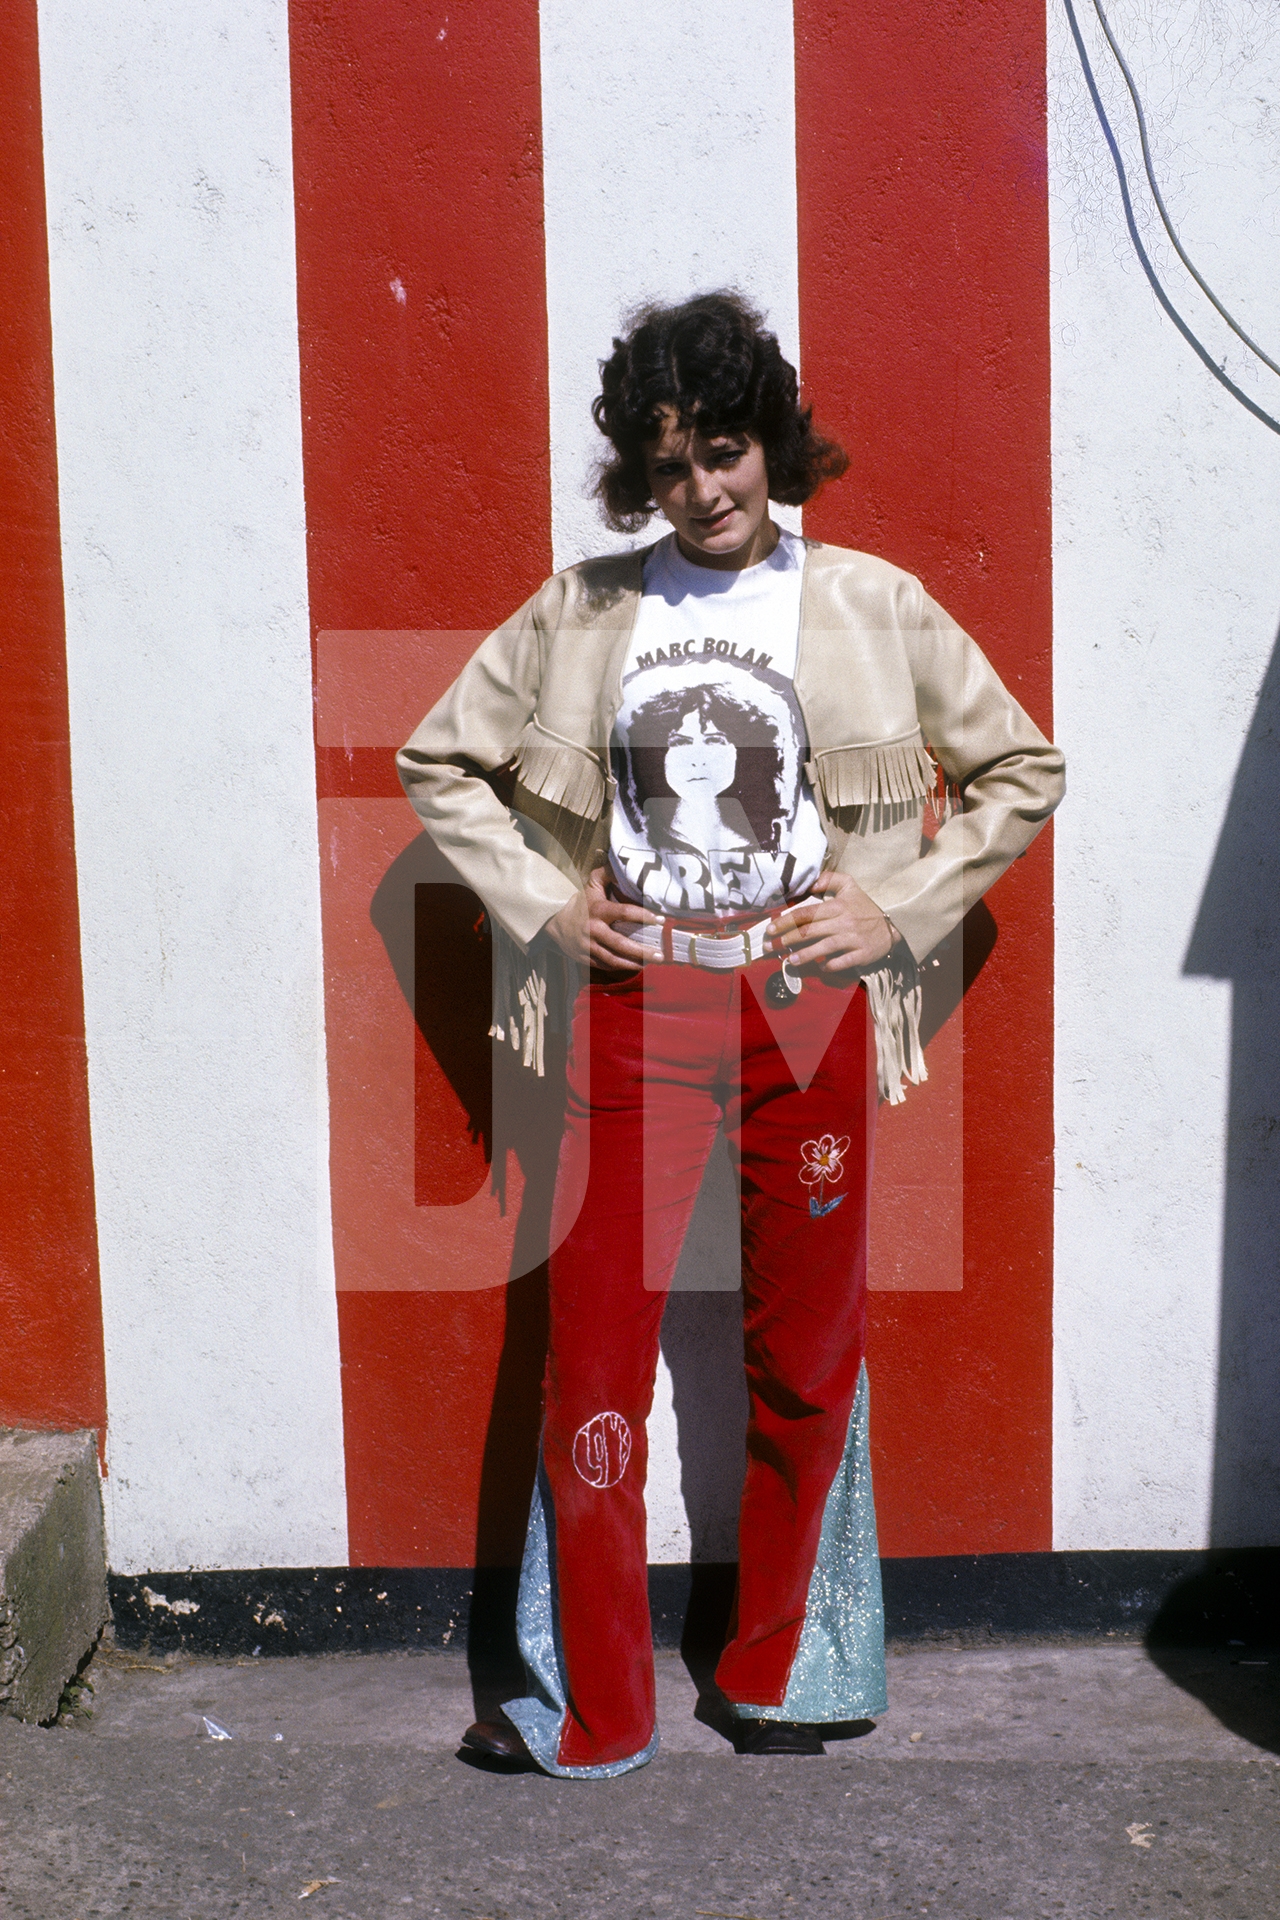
664, 710, 737, 799
643, 411, 775, 570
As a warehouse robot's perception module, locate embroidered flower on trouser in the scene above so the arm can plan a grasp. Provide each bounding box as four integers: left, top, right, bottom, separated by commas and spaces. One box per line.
800, 1132, 850, 1217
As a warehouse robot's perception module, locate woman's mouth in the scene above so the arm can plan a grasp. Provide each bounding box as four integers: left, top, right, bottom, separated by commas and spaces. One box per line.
692, 507, 734, 530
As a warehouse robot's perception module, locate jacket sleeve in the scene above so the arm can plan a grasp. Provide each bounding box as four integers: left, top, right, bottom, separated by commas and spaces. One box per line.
396, 590, 581, 949
860, 585, 1065, 962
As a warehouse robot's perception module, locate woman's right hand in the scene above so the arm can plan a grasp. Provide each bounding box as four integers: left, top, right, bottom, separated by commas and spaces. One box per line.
544, 867, 659, 970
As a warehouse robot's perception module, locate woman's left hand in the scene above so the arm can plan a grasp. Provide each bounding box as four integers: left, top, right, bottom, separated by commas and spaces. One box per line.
766, 871, 896, 973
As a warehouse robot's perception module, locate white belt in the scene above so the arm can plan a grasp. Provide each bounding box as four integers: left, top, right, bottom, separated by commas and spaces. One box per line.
632, 916, 774, 970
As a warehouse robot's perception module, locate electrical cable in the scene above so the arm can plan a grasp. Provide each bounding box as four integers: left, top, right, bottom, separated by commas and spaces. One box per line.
1062, 0, 1280, 436
1091, 0, 1280, 379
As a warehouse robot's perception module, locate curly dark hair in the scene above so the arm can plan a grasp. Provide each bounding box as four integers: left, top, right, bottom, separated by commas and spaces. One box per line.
591, 291, 848, 532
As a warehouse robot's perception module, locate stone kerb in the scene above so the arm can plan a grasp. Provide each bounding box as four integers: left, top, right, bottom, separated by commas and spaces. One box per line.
0, 1429, 108, 1723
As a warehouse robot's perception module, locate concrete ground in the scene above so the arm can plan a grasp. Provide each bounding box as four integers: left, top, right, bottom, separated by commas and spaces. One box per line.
1, 1639, 1276, 1918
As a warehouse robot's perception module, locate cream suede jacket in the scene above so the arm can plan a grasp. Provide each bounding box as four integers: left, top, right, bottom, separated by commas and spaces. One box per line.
397, 539, 1064, 1100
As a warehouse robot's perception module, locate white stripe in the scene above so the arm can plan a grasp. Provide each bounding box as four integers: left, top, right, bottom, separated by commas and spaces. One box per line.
38, 1, 347, 1572
539, 0, 801, 1553
1050, 2, 1280, 1549
538, 0, 802, 572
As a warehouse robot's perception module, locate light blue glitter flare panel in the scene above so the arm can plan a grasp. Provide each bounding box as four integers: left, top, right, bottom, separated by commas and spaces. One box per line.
733, 1363, 888, 1724
501, 1459, 660, 1779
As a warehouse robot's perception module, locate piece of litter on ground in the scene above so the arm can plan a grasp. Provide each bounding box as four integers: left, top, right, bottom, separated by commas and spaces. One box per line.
1125, 1822, 1154, 1849
298, 1879, 338, 1900
274, 1731, 284, 1740
909, 1731, 924, 1743
201, 1716, 233, 1740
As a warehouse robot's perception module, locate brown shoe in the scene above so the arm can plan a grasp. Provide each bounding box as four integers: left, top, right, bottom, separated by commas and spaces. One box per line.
736, 1718, 825, 1756
460, 1713, 535, 1764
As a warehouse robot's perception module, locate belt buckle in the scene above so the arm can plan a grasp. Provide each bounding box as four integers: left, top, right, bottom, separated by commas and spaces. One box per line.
691, 926, 754, 969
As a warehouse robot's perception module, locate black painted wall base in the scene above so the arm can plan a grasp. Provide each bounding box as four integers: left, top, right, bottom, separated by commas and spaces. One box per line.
107, 1549, 1280, 1662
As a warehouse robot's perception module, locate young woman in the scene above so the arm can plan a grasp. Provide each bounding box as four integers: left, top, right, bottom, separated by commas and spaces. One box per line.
398, 292, 1064, 1777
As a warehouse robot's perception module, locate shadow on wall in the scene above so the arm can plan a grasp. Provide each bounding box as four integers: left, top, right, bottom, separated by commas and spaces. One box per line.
370, 839, 562, 1570
1183, 615, 1280, 1551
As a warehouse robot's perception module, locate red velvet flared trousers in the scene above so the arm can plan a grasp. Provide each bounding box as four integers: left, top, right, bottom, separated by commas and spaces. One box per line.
540, 956, 877, 1770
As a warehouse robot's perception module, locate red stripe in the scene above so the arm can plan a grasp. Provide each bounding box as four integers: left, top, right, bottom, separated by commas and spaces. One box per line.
314, 746, 404, 800
796, 0, 1054, 1553
0, 6, 107, 1435
289, 1, 551, 631
289, 0, 551, 1565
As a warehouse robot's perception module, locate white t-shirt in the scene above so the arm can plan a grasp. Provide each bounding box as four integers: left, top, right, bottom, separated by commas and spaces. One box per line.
608, 530, 828, 918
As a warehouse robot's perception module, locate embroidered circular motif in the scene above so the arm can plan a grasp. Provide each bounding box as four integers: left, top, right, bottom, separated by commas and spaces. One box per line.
572, 1411, 632, 1489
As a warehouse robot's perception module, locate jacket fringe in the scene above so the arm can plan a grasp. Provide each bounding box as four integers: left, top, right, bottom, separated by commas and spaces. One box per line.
862, 950, 928, 1106
488, 922, 577, 1079
512, 720, 606, 822
812, 731, 936, 811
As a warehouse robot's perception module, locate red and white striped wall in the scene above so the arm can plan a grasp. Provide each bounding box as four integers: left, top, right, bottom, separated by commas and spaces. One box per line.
4, 0, 1278, 1576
